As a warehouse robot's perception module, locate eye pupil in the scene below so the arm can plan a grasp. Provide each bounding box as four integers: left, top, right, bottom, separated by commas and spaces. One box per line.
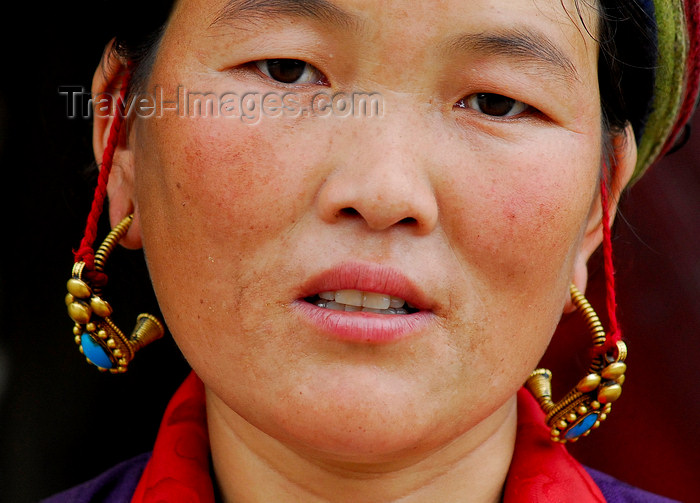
266, 59, 307, 83
476, 93, 517, 117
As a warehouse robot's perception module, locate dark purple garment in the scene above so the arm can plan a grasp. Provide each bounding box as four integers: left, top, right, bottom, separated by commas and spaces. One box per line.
41, 453, 680, 503
585, 468, 681, 503
40, 453, 150, 503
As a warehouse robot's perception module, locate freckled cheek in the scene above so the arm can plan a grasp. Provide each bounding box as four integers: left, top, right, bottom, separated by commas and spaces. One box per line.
440, 150, 595, 276
137, 116, 322, 250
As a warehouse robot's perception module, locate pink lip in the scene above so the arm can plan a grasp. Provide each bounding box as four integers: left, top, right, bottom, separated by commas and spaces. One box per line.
293, 262, 436, 344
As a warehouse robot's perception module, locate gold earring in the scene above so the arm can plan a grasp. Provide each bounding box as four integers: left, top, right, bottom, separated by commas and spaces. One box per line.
526, 284, 627, 443
66, 215, 164, 373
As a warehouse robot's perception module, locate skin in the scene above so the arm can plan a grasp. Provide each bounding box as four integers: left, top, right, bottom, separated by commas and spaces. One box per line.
94, 0, 637, 500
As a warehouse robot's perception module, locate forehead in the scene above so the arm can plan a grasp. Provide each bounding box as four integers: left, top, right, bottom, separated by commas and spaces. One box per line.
171, 0, 598, 47
206, 0, 596, 28
162, 0, 599, 89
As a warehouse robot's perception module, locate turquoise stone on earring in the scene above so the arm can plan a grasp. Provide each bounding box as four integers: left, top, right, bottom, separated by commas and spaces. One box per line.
80, 333, 115, 369
564, 412, 599, 440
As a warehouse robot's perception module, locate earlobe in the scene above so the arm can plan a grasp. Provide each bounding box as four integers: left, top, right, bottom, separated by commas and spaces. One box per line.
105, 150, 143, 250
566, 124, 638, 312
91, 40, 142, 249
564, 255, 589, 313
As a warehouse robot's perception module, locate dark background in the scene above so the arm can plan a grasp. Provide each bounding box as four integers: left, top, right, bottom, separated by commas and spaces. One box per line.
0, 3, 698, 502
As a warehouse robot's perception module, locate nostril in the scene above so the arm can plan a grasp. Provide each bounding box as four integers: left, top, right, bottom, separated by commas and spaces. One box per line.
338, 207, 360, 218
335, 208, 419, 227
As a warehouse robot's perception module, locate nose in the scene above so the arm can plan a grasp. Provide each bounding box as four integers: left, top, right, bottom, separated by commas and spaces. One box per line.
316, 122, 439, 235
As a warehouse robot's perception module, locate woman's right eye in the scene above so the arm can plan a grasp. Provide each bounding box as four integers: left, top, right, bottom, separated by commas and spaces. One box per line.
254, 59, 326, 85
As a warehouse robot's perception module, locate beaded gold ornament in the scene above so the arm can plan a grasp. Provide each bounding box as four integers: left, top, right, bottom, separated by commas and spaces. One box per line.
66, 215, 164, 373
526, 283, 627, 443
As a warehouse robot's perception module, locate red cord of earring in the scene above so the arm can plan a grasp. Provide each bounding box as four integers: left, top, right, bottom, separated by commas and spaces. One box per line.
597, 167, 623, 358
73, 68, 131, 288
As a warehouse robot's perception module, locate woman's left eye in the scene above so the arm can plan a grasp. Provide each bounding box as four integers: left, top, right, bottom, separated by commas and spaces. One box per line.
254, 59, 326, 85
457, 93, 530, 118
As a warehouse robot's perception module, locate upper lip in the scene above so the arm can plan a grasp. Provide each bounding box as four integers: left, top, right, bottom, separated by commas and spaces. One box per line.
296, 261, 434, 311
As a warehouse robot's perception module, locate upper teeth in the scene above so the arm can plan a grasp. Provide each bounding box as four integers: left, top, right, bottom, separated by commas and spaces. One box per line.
320, 290, 405, 309
314, 290, 410, 313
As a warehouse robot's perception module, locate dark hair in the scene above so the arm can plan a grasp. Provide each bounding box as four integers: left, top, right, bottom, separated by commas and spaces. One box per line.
595, 1, 657, 142
107, 0, 657, 144
108, 0, 175, 99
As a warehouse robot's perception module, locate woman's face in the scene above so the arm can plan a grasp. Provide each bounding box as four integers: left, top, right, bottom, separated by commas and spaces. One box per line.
117, 0, 606, 462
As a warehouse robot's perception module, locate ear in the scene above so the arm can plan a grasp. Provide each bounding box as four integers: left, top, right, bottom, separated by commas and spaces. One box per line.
565, 124, 637, 312
92, 40, 142, 249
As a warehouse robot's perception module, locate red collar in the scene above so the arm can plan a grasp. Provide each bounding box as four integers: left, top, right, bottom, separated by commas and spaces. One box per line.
132, 372, 605, 502
503, 388, 605, 502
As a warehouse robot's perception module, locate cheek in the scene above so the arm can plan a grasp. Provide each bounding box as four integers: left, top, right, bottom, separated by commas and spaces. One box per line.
134, 113, 327, 254
439, 139, 597, 282
131, 113, 328, 344
433, 136, 599, 366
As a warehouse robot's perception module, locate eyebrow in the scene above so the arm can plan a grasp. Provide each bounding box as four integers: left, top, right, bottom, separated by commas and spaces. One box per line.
444, 28, 581, 85
210, 0, 362, 30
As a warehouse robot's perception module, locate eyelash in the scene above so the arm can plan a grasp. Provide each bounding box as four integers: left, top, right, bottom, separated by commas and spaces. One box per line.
253, 59, 328, 86
455, 93, 533, 119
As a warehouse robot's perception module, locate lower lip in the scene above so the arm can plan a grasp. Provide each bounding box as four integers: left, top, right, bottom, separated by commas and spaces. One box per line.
293, 300, 433, 343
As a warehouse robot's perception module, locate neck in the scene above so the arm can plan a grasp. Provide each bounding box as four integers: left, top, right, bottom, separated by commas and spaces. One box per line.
206, 392, 517, 503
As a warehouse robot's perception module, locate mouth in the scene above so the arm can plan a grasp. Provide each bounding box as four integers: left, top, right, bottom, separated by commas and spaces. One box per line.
304, 289, 420, 315
294, 262, 433, 343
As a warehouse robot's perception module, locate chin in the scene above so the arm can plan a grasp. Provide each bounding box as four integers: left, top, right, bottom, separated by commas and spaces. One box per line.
255, 371, 471, 466
279, 413, 443, 466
